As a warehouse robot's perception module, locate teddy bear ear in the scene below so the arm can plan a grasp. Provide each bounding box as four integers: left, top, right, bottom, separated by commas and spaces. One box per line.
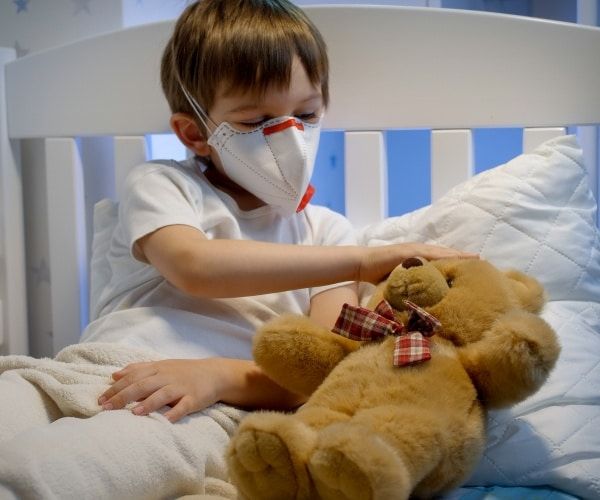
504, 269, 547, 313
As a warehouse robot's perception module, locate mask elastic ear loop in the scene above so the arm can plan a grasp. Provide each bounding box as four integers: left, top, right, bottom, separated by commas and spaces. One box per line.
169, 32, 217, 133
179, 83, 216, 135
171, 39, 216, 135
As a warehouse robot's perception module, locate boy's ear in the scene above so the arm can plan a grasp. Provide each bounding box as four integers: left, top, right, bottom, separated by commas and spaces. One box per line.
170, 113, 211, 156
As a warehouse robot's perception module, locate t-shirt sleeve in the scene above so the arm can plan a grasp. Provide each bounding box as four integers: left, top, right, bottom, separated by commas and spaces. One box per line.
119, 162, 205, 260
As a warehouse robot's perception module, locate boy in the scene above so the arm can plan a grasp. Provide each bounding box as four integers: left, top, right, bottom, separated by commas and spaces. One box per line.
93, 0, 476, 424
0, 0, 476, 497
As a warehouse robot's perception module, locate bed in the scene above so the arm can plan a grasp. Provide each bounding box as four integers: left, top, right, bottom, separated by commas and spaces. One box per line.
0, 4, 599, 499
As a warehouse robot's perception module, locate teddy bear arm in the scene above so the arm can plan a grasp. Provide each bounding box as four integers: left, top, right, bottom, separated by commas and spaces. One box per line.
458, 310, 560, 409
253, 315, 361, 396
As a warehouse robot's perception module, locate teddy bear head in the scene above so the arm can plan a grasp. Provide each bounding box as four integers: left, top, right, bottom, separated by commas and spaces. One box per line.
365, 256, 559, 408
369, 256, 547, 347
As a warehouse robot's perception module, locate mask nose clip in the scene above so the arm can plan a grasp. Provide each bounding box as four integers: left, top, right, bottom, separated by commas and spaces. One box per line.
263, 118, 304, 136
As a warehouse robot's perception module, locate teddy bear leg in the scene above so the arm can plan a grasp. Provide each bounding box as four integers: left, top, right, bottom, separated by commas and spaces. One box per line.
307, 405, 476, 500
306, 420, 413, 500
227, 410, 319, 500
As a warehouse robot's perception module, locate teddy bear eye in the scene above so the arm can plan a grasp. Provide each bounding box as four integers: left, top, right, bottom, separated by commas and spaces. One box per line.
446, 278, 454, 288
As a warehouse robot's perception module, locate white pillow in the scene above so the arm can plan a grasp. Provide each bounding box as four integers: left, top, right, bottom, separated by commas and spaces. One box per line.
358, 135, 600, 499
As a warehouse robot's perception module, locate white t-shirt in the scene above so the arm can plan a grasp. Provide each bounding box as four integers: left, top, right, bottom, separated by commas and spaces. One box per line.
80, 159, 356, 360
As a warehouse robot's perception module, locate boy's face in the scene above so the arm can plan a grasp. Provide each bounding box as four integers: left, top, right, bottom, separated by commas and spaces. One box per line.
199, 56, 324, 209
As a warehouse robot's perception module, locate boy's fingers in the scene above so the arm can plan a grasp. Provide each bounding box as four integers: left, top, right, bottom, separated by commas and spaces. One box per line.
101, 377, 162, 410
133, 387, 183, 418
163, 396, 196, 423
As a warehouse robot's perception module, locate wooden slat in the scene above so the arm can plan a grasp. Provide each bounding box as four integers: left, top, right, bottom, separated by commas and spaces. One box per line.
523, 127, 566, 153
0, 47, 28, 355
344, 131, 387, 229
575, 126, 599, 219
431, 130, 474, 202
114, 136, 150, 201
45, 138, 87, 353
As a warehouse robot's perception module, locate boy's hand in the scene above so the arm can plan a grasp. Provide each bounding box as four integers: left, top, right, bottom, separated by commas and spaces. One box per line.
359, 243, 479, 285
98, 358, 225, 423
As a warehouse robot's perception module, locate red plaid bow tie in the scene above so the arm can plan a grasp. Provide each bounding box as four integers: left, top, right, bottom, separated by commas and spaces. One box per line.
332, 300, 441, 366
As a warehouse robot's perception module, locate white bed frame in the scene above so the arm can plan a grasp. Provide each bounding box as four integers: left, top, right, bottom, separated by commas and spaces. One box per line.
1, 5, 599, 356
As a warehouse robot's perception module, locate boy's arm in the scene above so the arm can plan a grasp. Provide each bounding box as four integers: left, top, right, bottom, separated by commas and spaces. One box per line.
138, 224, 362, 297
137, 224, 476, 298
99, 357, 308, 423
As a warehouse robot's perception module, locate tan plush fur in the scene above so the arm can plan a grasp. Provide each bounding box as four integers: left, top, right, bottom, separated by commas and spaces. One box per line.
227, 258, 561, 500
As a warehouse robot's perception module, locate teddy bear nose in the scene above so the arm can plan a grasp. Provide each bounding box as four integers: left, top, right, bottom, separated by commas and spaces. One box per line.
402, 257, 424, 269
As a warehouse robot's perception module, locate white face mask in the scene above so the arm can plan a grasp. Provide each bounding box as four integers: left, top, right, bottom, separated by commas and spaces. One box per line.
181, 85, 321, 217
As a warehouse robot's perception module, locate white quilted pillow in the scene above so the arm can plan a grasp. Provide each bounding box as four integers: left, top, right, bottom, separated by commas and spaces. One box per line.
358, 135, 600, 499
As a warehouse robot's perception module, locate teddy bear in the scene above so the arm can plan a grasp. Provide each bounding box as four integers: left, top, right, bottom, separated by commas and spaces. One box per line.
227, 257, 561, 500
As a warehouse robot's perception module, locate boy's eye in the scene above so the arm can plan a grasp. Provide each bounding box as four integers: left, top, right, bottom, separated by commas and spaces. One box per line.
242, 120, 266, 127
235, 118, 268, 130
295, 112, 319, 122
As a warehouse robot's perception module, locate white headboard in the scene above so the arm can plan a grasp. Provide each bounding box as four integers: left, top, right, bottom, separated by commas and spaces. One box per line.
1, 5, 599, 355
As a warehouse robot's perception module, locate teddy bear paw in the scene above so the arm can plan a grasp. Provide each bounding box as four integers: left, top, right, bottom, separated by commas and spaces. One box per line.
306, 424, 412, 500
227, 412, 318, 500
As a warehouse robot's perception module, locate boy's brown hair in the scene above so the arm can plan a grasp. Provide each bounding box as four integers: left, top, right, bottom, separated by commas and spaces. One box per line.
161, 0, 329, 122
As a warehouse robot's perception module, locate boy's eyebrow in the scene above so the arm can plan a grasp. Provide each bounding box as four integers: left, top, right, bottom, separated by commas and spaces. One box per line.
300, 92, 324, 104
228, 103, 262, 113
